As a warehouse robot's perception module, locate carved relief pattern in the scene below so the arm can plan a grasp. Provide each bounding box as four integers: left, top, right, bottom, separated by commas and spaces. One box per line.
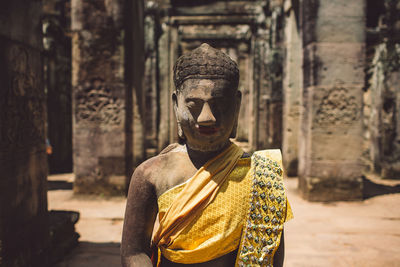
315, 86, 359, 125
0, 45, 45, 150
75, 83, 124, 126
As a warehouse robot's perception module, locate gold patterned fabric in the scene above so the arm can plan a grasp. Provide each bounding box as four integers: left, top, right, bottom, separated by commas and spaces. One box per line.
155, 149, 293, 266
236, 150, 293, 267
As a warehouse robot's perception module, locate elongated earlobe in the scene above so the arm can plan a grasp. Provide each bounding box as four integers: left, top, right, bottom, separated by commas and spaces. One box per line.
230, 90, 241, 138
230, 119, 238, 138
177, 121, 185, 140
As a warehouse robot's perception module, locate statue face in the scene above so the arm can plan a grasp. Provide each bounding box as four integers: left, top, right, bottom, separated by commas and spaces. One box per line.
173, 79, 241, 152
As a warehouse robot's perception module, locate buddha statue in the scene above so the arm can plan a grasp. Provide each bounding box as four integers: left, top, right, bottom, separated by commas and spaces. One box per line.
121, 43, 292, 267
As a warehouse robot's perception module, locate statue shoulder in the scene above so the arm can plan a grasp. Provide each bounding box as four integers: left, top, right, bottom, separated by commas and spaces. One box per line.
132, 144, 187, 182
159, 143, 182, 154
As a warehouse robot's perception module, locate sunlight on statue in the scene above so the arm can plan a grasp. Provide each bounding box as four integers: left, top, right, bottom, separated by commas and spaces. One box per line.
121, 43, 292, 267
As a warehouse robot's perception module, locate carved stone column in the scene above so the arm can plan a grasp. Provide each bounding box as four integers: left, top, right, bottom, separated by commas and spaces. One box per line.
282, 0, 302, 176
298, 0, 365, 201
71, 0, 129, 195
0, 1, 50, 265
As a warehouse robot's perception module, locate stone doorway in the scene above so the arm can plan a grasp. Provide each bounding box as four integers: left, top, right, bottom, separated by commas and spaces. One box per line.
146, 0, 285, 155
43, 0, 73, 174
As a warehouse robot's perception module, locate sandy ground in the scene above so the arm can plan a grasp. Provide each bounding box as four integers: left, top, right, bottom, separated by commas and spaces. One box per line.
48, 173, 400, 267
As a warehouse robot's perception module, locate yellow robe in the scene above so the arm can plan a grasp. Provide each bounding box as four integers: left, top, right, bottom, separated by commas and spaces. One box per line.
153, 145, 293, 266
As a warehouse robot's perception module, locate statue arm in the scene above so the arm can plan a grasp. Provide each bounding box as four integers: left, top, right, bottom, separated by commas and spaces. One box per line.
273, 229, 285, 267
121, 163, 158, 267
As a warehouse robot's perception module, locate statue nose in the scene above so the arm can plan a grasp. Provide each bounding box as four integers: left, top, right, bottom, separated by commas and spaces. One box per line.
197, 102, 216, 126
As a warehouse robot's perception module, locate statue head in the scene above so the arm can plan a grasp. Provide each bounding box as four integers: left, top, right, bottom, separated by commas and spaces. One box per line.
172, 43, 241, 152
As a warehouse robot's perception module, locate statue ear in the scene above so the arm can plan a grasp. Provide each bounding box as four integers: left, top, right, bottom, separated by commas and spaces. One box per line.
172, 92, 186, 140
230, 90, 242, 138
172, 91, 178, 113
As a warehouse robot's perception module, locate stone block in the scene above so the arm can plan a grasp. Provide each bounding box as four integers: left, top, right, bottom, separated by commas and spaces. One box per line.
303, 43, 365, 87
299, 175, 363, 201
73, 125, 127, 195
299, 83, 364, 200
302, 0, 365, 45
318, 0, 365, 18
0, 1, 42, 49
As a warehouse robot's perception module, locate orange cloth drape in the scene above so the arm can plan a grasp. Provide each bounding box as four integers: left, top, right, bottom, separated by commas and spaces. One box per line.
151, 143, 244, 250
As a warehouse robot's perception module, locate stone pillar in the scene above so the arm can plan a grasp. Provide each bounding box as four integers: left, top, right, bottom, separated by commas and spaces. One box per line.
71, 0, 128, 195
254, 2, 285, 151
157, 15, 177, 151
157, 19, 172, 152
0, 1, 50, 266
366, 1, 400, 179
143, 7, 159, 157
298, 0, 365, 201
128, 0, 145, 179
282, 0, 302, 176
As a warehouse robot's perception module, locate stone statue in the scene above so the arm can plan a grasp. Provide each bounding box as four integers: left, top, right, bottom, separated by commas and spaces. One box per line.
121, 43, 292, 267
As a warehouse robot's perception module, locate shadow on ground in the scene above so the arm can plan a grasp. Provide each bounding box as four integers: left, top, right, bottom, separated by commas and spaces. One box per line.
54, 242, 121, 267
48, 180, 74, 190
363, 176, 400, 199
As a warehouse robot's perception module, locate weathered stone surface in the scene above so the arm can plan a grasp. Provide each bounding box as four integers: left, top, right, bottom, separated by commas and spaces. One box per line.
298, 175, 363, 202
0, 1, 43, 48
303, 43, 365, 88
157, 21, 172, 152
282, 0, 302, 176
367, 45, 400, 179
72, 0, 128, 195
143, 13, 159, 157
0, 0, 50, 265
302, 0, 365, 45
364, 0, 400, 180
298, 0, 365, 201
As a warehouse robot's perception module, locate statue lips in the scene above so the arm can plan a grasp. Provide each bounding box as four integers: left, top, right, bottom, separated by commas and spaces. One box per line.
197, 125, 219, 135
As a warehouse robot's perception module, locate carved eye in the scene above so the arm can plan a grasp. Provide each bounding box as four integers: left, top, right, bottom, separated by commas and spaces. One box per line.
186, 101, 196, 108
186, 99, 201, 109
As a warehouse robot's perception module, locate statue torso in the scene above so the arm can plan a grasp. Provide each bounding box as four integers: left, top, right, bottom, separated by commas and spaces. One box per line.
145, 144, 247, 266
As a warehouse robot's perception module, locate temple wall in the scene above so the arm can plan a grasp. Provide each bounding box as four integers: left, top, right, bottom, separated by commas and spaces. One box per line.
298, 0, 365, 201
65, 0, 400, 199
0, 1, 50, 265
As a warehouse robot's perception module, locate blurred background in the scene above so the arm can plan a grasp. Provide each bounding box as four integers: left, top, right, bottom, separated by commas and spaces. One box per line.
1, 0, 400, 266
